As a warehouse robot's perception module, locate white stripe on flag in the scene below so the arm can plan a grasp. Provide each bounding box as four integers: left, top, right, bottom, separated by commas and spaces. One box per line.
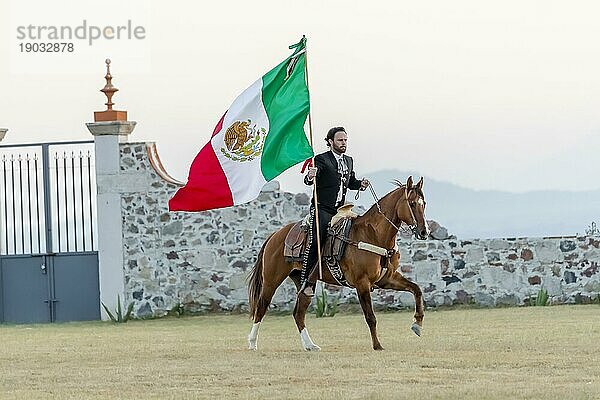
210, 79, 270, 205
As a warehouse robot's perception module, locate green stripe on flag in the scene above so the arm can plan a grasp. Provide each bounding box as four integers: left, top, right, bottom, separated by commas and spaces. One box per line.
260, 48, 314, 181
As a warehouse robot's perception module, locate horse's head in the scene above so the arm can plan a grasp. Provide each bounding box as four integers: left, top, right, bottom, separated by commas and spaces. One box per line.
395, 176, 429, 240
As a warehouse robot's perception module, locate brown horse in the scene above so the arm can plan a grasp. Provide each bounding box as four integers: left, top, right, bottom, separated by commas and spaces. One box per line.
247, 176, 429, 351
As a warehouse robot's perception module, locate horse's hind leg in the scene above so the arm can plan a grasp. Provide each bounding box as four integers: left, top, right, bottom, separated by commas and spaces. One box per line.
247, 231, 294, 351
255, 269, 301, 325
356, 280, 384, 350
378, 271, 424, 337
248, 278, 287, 350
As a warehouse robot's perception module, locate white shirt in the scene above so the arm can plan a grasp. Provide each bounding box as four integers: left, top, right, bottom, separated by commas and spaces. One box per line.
331, 150, 347, 205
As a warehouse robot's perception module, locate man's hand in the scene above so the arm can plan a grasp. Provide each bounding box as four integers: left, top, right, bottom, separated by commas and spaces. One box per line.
306, 167, 317, 181
360, 178, 369, 191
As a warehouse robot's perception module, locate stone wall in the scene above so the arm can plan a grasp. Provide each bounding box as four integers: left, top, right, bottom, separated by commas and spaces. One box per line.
120, 142, 310, 317
374, 236, 600, 308
119, 142, 600, 317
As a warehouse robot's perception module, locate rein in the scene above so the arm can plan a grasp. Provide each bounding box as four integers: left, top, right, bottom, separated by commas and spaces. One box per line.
357, 183, 418, 237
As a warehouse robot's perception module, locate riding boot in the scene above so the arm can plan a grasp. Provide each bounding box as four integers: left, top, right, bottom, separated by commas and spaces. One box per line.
300, 242, 320, 297
300, 208, 319, 296
300, 206, 332, 297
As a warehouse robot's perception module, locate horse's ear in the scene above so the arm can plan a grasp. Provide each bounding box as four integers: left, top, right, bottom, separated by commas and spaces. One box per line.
406, 176, 413, 189
417, 177, 423, 190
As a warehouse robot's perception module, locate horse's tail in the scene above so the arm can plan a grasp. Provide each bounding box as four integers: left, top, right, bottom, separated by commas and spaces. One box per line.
247, 233, 274, 320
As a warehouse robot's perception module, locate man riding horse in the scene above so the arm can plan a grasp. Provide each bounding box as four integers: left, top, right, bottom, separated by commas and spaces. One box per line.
301, 126, 369, 296
247, 125, 430, 351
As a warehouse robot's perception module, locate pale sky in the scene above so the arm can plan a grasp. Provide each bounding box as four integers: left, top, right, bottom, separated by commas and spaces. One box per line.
1, 0, 599, 195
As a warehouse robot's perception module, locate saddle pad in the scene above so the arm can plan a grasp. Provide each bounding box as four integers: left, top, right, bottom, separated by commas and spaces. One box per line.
284, 221, 308, 262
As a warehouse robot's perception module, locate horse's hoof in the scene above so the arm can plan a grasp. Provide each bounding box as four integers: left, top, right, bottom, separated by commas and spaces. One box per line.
303, 344, 321, 352
248, 341, 257, 351
373, 344, 384, 351
411, 323, 421, 337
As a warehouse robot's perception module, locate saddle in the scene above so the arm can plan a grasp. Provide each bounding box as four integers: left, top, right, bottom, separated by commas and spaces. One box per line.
283, 204, 358, 286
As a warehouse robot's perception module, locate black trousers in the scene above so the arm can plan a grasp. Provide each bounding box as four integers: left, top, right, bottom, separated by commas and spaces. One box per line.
302, 205, 335, 285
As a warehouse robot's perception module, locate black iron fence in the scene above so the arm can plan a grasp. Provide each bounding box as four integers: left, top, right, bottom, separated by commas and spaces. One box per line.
0, 141, 97, 255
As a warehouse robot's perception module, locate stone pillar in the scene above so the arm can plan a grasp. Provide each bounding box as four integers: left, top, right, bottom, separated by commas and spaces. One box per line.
86, 59, 135, 320
86, 121, 136, 319
0, 128, 7, 142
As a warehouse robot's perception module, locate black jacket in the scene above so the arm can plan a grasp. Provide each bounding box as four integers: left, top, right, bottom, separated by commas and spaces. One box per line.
304, 151, 362, 213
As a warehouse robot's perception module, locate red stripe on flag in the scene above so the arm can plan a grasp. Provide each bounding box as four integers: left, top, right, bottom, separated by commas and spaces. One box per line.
168, 142, 233, 212
212, 112, 226, 137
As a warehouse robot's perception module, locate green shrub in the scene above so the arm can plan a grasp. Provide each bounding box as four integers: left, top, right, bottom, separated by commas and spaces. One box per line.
168, 303, 185, 317
101, 295, 134, 323
315, 286, 339, 318
529, 288, 549, 306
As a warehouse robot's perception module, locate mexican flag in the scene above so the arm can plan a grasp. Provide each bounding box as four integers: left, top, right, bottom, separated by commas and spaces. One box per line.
169, 37, 314, 212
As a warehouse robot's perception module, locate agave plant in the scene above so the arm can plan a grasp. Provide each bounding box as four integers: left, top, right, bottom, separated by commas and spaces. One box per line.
315, 285, 340, 318
529, 288, 549, 306
101, 295, 135, 323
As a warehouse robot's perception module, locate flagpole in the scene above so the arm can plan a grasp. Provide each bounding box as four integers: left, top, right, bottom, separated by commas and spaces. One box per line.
303, 36, 323, 282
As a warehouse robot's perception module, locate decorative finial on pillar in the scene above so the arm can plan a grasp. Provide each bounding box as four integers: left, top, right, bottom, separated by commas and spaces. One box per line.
94, 58, 128, 122
101, 59, 117, 111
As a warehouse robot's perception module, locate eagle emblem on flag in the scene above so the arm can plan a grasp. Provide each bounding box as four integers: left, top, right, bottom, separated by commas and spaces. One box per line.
221, 120, 266, 162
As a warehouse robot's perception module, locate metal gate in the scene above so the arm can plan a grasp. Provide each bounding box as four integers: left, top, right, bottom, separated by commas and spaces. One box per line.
0, 141, 99, 323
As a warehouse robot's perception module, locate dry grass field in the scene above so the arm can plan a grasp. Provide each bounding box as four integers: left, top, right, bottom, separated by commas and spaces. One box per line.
1, 305, 599, 399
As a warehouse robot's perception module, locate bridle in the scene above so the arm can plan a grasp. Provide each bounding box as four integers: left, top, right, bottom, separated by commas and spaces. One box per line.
360, 183, 420, 237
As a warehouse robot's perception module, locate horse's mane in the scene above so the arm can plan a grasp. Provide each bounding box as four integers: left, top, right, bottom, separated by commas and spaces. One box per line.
358, 179, 423, 221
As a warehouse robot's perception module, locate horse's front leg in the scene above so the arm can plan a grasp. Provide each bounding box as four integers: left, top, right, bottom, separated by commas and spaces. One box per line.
293, 267, 321, 351
293, 290, 321, 351
356, 280, 383, 350
377, 270, 424, 337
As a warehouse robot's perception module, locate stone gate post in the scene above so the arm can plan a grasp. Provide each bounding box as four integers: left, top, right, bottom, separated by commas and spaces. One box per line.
85, 60, 136, 320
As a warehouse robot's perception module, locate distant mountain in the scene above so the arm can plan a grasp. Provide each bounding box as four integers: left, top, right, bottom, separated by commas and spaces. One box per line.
353, 170, 600, 239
